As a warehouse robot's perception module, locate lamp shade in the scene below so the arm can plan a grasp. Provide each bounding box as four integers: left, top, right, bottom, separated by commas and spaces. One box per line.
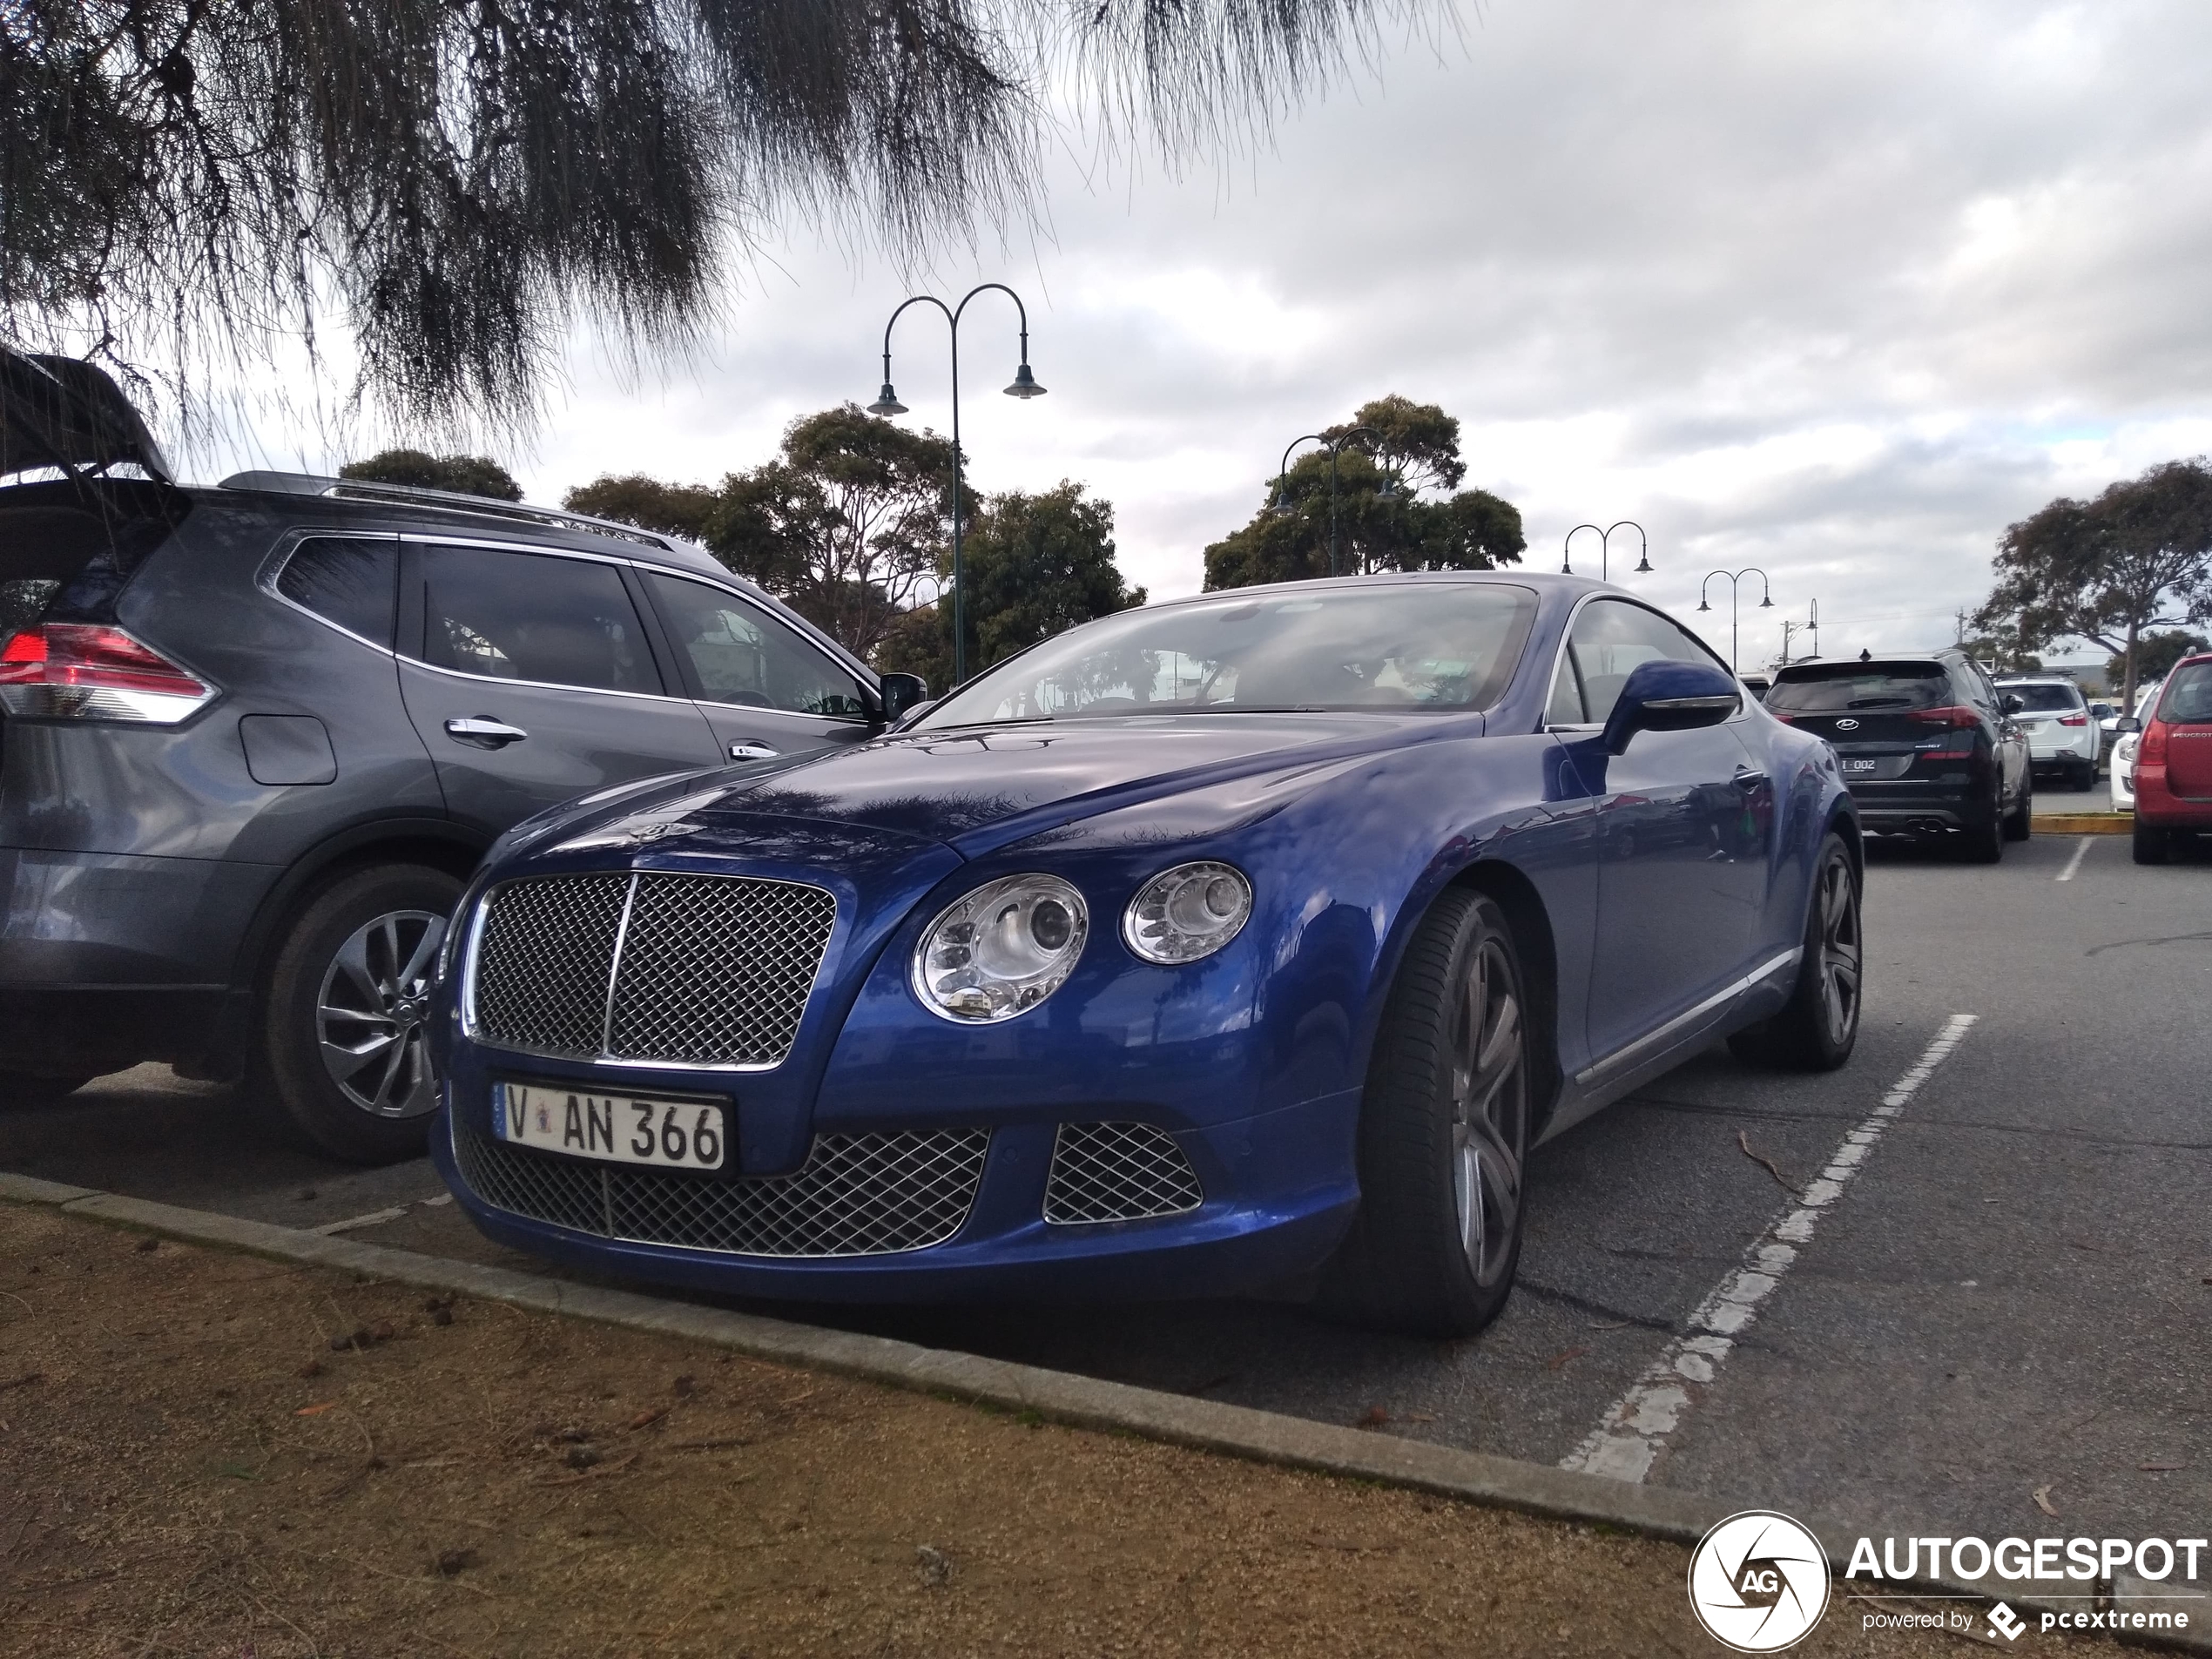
1003, 363, 1046, 399
867, 383, 908, 416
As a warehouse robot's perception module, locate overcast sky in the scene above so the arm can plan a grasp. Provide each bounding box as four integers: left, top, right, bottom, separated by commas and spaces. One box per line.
242, 0, 2212, 673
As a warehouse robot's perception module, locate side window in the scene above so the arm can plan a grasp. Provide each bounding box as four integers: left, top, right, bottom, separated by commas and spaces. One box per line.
1544, 654, 1587, 725
643, 572, 868, 721
1566, 599, 1723, 725
276, 537, 398, 646
418, 544, 658, 695
1953, 660, 1995, 708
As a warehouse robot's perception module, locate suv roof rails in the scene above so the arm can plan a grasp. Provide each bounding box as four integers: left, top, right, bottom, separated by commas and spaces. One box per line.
216, 469, 674, 551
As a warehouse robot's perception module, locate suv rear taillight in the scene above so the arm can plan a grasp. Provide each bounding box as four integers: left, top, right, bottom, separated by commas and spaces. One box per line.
2141, 720, 2169, 765
1907, 705, 1980, 729
0, 624, 217, 724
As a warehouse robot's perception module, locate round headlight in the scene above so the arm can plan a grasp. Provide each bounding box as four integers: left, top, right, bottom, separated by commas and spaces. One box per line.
1123, 861, 1252, 965
913, 873, 1090, 1023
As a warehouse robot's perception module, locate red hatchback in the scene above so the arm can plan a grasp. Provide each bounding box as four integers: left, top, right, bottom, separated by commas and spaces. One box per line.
2129, 651, 2212, 863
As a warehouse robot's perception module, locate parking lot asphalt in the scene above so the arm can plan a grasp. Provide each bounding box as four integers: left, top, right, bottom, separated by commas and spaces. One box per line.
7, 779, 2206, 1546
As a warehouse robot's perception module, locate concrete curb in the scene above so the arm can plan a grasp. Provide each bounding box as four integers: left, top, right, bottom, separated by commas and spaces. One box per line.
4, 1171, 2204, 1653
2034, 812, 2133, 834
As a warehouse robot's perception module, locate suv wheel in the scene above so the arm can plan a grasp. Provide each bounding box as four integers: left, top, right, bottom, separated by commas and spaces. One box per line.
260, 864, 462, 1163
1960, 806, 2004, 862
2004, 772, 2033, 841
1318, 888, 1531, 1339
2134, 820, 2171, 866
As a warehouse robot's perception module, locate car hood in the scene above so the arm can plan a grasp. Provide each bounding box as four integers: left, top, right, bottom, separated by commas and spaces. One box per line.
554, 711, 1462, 860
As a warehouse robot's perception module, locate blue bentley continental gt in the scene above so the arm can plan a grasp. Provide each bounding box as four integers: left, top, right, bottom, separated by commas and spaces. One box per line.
429, 573, 1861, 1336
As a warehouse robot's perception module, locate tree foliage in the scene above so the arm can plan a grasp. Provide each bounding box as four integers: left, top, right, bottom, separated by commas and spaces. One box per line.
951, 482, 1143, 672
2105, 629, 2209, 693
1974, 458, 2212, 715
1204, 395, 1523, 590
562, 475, 722, 543
341, 448, 521, 501
3, 0, 1426, 431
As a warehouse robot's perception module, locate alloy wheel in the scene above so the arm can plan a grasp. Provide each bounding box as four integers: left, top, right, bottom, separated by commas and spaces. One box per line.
315, 909, 447, 1118
1815, 854, 1862, 1046
1447, 932, 1527, 1289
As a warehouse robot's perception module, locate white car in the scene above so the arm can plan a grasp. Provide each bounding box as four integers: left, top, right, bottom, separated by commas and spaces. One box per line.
2110, 677, 2163, 810
1994, 676, 2101, 790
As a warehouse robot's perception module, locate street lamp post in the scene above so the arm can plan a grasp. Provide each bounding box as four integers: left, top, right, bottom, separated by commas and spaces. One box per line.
1271, 426, 1393, 577
1560, 519, 1654, 582
867, 283, 1045, 685
1697, 567, 1775, 674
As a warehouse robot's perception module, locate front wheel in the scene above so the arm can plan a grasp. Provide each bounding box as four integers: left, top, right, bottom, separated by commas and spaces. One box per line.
1730, 832, 1862, 1072
1318, 888, 1532, 1339
260, 864, 462, 1163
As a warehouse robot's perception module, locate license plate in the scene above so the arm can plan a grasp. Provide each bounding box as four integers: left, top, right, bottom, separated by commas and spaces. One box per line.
1842, 759, 1878, 774
493, 1081, 728, 1170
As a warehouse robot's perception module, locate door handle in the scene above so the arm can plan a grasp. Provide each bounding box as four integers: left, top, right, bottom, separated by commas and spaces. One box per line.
444, 716, 528, 746
1732, 767, 1769, 792
729, 742, 779, 761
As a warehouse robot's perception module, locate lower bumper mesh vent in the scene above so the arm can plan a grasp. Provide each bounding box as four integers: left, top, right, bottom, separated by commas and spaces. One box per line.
453, 1120, 989, 1258
1042, 1122, 1204, 1224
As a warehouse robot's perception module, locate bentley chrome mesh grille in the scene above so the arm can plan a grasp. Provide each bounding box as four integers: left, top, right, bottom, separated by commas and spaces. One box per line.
452, 1121, 990, 1257
468, 873, 836, 1067
1042, 1122, 1205, 1224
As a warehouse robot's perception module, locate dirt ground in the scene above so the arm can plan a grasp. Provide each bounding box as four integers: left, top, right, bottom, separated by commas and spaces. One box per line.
0, 1204, 2127, 1658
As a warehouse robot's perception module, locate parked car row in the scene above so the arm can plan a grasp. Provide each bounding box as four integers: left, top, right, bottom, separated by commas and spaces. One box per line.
3, 349, 1868, 1336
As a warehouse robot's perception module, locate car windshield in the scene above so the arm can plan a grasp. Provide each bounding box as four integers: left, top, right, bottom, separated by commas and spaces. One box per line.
915, 583, 1541, 727
1764, 663, 1951, 712
1996, 683, 2080, 712
2155, 662, 2212, 722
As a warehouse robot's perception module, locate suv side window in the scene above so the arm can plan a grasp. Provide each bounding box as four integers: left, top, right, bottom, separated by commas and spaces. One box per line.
1544, 653, 1588, 725
1566, 599, 1726, 726
1952, 658, 1997, 709
276, 536, 398, 647
419, 543, 658, 695
642, 572, 868, 721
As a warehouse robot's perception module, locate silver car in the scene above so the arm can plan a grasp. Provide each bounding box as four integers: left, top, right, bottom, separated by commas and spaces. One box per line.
1993, 676, 2101, 791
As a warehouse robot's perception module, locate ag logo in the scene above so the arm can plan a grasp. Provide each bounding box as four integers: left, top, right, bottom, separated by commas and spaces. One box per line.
1687, 1510, 1831, 1651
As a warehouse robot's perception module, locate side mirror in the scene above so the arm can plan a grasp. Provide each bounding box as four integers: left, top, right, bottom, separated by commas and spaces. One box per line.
1601, 659, 1741, 756
878, 672, 928, 724
2002, 693, 2025, 715
2116, 715, 2141, 734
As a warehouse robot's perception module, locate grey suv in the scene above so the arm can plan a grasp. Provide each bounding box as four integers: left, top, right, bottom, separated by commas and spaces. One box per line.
0, 352, 921, 1159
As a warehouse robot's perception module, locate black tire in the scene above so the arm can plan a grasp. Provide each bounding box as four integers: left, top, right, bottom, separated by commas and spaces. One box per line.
260, 863, 462, 1163
2004, 772, 2033, 841
0, 1071, 97, 1108
2072, 759, 2097, 792
1729, 832, 1862, 1073
1959, 806, 2004, 862
1317, 888, 1532, 1339
2134, 820, 2170, 866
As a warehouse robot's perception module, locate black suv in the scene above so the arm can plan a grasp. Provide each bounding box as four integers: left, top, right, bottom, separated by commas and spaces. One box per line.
0, 352, 921, 1158
1764, 650, 2032, 860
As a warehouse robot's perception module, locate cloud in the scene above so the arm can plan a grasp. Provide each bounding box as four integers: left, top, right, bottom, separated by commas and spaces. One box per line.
220, 0, 2212, 671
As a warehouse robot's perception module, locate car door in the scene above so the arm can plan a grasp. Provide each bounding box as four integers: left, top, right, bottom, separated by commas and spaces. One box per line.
1549, 598, 1767, 1064
395, 540, 724, 836
633, 569, 876, 765
1956, 657, 2026, 806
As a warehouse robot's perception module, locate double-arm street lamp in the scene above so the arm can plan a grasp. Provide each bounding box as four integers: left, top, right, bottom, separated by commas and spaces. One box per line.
1698, 566, 1775, 674
1560, 520, 1653, 581
868, 282, 1045, 685
1271, 426, 1399, 577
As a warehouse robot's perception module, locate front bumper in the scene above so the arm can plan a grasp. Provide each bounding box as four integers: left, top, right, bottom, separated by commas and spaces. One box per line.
432, 1087, 1362, 1303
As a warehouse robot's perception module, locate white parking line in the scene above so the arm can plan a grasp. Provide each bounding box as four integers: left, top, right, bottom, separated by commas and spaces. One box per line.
1559, 1013, 1978, 1483
2057, 838, 2093, 882
312, 1192, 450, 1236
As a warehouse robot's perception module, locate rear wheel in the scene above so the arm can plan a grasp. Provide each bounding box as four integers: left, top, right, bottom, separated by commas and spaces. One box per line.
0, 1071, 97, 1108
260, 864, 461, 1163
1318, 888, 1531, 1339
1730, 832, 1862, 1072
2070, 759, 2098, 792
2134, 819, 2171, 865
1959, 807, 2004, 862
2004, 772, 2033, 841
